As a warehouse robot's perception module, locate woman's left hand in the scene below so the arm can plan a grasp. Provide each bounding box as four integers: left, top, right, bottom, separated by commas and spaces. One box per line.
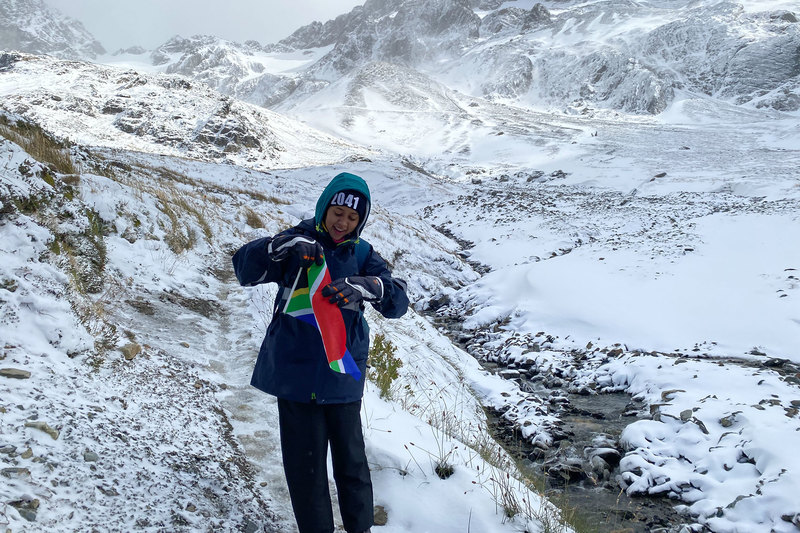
322, 276, 384, 310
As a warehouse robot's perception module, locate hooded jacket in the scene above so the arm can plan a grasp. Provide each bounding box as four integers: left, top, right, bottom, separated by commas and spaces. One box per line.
232, 173, 409, 403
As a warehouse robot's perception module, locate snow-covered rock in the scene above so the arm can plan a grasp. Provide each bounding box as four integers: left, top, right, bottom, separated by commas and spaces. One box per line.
0, 52, 371, 169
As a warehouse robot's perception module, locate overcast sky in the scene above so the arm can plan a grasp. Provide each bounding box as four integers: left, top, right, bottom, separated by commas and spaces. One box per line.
44, 0, 365, 52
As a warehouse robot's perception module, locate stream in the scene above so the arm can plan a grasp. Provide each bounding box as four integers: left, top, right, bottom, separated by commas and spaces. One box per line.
487, 388, 692, 533
430, 313, 699, 533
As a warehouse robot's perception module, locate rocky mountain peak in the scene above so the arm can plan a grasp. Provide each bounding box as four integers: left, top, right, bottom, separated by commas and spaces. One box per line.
0, 0, 105, 59
480, 3, 552, 36
136, 0, 798, 115
271, 0, 534, 60
279, 0, 480, 74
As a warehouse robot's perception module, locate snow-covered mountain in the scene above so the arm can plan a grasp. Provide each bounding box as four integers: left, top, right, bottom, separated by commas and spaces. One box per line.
127, 0, 800, 118
52, 0, 794, 168
7, 0, 797, 117
0, 0, 105, 59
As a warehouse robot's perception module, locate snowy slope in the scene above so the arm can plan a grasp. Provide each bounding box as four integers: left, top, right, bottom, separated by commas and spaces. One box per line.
0, 52, 370, 171
418, 96, 800, 531
0, 111, 568, 532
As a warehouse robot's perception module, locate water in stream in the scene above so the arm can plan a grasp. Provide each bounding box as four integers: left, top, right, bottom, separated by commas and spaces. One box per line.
428, 306, 701, 532
487, 387, 696, 533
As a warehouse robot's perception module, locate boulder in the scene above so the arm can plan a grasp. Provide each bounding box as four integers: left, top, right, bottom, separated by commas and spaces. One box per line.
0, 368, 31, 379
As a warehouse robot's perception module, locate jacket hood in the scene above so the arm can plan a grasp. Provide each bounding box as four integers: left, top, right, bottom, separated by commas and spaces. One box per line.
314, 172, 372, 240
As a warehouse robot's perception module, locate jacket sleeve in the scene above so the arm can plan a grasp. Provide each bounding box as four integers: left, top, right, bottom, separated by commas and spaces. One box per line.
361, 244, 409, 319
232, 231, 295, 287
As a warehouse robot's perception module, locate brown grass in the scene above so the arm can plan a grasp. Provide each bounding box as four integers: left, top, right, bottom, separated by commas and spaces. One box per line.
0, 116, 76, 174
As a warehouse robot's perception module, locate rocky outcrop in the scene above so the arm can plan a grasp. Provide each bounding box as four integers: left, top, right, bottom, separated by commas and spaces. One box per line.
308, 0, 480, 75
641, 2, 800, 111
0, 368, 31, 379
479, 3, 551, 36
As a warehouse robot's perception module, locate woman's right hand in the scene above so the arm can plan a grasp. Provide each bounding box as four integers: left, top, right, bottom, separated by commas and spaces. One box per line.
268, 235, 324, 267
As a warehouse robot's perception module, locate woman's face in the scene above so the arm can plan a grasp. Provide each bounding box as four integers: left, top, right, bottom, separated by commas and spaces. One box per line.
324, 205, 359, 242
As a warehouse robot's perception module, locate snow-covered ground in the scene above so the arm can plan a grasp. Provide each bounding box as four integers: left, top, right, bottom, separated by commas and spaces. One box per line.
2, 42, 800, 533
0, 128, 565, 532
418, 96, 800, 531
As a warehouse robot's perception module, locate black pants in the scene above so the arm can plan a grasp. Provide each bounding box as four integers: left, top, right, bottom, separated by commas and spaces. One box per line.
277, 398, 373, 533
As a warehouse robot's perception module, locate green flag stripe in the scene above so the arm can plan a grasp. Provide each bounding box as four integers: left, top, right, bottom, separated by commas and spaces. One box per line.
285, 289, 311, 313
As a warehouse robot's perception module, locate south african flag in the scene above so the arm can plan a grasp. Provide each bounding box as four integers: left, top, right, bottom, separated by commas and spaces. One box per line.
284, 257, 362, 381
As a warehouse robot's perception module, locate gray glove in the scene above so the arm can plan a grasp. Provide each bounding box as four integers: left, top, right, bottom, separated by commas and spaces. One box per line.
268, 235, 324, 266
322, 276, 384, 310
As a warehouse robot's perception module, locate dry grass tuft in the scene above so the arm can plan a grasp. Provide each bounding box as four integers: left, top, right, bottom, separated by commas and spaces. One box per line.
0, 115, 77, 174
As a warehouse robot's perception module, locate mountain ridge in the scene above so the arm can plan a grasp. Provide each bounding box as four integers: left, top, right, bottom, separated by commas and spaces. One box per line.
7, 0, 798, 117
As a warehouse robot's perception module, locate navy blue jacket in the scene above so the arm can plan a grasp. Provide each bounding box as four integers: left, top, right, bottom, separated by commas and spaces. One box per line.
232, 174, 408, 403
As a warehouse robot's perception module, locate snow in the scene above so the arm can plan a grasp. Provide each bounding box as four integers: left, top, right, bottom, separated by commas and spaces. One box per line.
2, 2, 800, 531
0, 133, 549, 531
98, 44, 334, 78
462, 212, 800, 357
609, 352, 800, 531
252, 47, 337, 75
0, 53, 370, 171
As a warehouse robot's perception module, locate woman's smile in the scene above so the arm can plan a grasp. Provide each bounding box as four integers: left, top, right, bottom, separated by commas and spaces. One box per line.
325, 206, 359, 242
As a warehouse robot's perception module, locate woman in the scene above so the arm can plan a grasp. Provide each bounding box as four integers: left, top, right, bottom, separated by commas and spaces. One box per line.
232, 172, 409, 533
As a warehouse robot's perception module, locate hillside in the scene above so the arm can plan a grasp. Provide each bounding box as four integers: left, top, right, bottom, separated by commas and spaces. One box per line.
0, 106, 571, 531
